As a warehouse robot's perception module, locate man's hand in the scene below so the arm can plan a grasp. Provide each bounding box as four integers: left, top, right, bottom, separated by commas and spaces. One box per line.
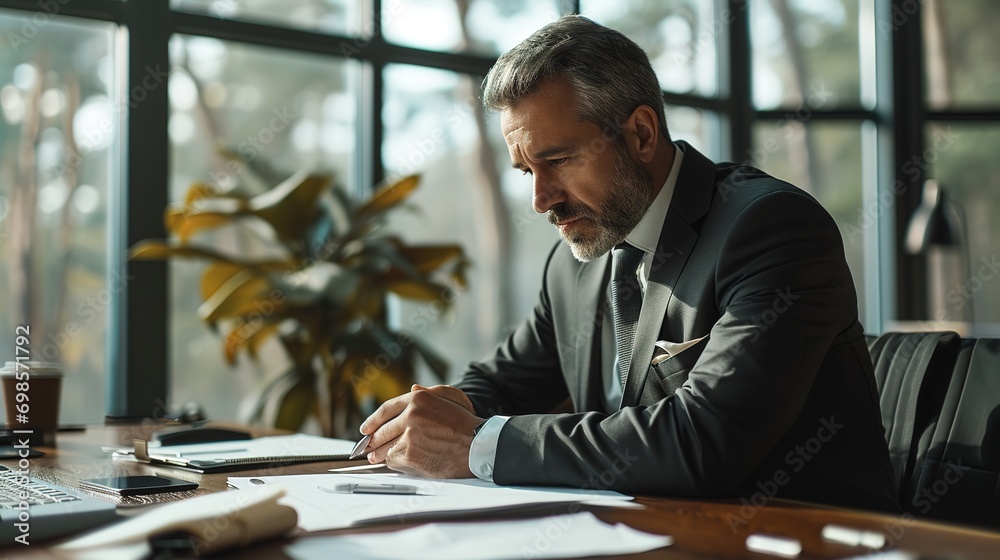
359, 385, 482, 478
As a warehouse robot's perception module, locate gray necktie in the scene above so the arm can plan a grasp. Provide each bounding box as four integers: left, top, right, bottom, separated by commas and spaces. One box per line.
611, 243, 645, 389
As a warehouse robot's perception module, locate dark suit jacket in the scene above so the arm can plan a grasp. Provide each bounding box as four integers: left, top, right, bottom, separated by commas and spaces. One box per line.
456, 142, 900, 513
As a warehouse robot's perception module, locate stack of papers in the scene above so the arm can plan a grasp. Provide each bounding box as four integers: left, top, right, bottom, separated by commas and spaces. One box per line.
227, 473, 637, 532
284, 512, 672, 560
110, 434, 356, 472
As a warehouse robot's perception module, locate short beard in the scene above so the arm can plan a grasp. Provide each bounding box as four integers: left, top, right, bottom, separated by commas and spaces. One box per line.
548, 141, 653, 262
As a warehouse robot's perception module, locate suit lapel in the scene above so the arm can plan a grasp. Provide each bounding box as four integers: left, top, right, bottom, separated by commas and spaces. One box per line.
620, 142, 717, 407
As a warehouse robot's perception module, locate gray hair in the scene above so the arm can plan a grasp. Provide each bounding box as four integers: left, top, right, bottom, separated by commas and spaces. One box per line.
482, 15, 669, 141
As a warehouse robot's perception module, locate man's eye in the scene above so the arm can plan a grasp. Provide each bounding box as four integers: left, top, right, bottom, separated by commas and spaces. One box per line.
549, 157, 569, 166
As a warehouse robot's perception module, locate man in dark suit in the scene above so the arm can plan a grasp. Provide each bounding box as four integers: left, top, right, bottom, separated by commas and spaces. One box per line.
359, 15, 899, 513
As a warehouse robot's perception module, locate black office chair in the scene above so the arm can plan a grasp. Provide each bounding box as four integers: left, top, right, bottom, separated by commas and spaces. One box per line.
866, 331, 961, 509
909, 337, 1000, 529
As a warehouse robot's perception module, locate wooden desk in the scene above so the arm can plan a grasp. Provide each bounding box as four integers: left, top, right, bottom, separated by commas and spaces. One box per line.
4, 424, 1000, 559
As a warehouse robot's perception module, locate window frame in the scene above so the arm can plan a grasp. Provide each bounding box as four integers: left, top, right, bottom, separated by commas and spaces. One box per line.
0, 0, 975, 416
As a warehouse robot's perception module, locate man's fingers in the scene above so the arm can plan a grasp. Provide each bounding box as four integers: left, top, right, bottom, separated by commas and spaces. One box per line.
367, 414, 406, 452
360, 393, 410, 435
367, 435, 399, 465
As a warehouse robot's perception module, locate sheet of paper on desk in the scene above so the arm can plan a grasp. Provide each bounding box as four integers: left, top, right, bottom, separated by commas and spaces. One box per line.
227, 473, 637, 533
284, 511, 671, 560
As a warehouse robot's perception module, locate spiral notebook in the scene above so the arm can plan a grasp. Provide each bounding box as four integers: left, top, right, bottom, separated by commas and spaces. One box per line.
115, 434, 356, 473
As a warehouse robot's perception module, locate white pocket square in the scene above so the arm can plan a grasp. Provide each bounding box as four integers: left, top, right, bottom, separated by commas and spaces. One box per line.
651, 335, 708, 366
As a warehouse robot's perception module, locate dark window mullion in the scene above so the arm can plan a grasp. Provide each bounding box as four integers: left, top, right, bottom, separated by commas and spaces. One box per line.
727, 0, 753, 161
108, 0, 171, 418
892, 0, 928, 320
365, 0, 385, 192
756, 109, 881, 121
170, 11, 495, 77
663, 92, 729, 114
926, 110, 1000, 122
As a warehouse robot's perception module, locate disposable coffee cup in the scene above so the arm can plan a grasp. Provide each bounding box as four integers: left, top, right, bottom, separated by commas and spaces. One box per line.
1, 361, 63, 446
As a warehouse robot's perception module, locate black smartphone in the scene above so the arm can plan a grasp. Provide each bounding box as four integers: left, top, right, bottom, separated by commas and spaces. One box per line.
79, 475, 198, 497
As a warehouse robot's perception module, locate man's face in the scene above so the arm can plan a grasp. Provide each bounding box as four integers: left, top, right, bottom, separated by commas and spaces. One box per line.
501, 78, 653, 262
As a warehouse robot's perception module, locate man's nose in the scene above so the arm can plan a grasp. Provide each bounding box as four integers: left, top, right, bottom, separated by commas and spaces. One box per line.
532, 174, 566, 214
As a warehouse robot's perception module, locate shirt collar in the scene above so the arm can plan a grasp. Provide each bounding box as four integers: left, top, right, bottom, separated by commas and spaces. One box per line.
625, 142, 685, 255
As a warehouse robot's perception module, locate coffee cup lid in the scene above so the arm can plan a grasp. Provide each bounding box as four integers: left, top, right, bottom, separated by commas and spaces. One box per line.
1, 361, 63, 374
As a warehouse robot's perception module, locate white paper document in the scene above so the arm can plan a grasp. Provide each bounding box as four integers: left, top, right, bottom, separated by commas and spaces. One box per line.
227, 473, 636, 532
284, 511, 671, 560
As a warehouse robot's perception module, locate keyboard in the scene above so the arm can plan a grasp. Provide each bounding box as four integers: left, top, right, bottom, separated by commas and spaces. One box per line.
0, 464, 118, 545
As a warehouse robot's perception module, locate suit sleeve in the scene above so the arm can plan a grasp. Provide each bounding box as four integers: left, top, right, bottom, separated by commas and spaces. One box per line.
454, 242, 571, 417
491, 190, 855, 495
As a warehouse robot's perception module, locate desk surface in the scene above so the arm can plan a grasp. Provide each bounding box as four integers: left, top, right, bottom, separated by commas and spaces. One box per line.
3, 423, 1000, 559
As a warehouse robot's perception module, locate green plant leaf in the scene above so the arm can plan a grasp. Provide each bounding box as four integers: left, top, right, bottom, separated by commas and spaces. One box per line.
222, 316, 285, 364
352, 175, 420, 222
130, 241, 237, 263
197, 269, 277, 323
384, 279, 448, 301
246, 319, 284, 358
169, 211, 241, 243
399, 244, 464, 274
355, 359, 412, 405
183, 182, 250, 208
274, 374, 317, 431
201, 262, 246, 302
249, 170, 331, 242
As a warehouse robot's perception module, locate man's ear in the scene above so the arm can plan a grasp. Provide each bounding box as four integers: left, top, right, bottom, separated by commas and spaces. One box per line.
625, 105, 660, 164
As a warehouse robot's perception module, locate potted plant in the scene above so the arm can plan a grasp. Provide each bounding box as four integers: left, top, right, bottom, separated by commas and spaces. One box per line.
130, 170, 468, 437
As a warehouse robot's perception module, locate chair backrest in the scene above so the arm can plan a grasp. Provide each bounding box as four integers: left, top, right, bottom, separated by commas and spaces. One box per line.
866, 331, 961, 508
910, 337, 1000, 528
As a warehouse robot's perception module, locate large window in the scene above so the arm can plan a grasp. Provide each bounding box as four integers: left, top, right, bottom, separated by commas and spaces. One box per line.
921, 0, 1000, 331
750, 0, 880, 329
168, 37, 360, 420
1, 0, 992, 422
0, 14, 118, 423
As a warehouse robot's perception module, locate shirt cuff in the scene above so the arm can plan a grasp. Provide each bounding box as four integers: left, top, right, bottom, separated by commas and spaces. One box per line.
468, 415, 509, 482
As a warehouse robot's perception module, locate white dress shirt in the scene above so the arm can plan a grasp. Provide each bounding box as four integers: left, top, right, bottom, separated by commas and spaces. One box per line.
468, 143, 685, 481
